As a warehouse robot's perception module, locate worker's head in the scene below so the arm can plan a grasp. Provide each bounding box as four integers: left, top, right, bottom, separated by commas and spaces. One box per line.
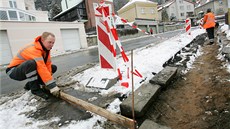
41, 32, 55, 50
207, 8, 211, 13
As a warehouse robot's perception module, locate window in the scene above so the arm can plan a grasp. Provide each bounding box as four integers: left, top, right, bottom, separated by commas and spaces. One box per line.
219, 0, 223, 4
31, 16, 36, 21
179, 0, 183, 3
9, 0, 17, 8
0, 10, 8, 20
19, 12, 25, 21
181, 13, 184, 16
141, 8, 145, 14
150, 8, 154, 14
8, 10, 18, 20
29, 15, 35, 21
187, 5, 191, 10
25, 14, 30, 21
180, 6, 184, 10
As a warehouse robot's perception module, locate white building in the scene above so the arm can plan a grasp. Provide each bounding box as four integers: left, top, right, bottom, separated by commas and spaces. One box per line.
158, 0, 195, 21
0, 0, 88, 65
0, 0, 49, 22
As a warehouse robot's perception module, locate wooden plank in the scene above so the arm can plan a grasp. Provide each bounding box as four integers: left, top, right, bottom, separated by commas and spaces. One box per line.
60, 91, 135, 129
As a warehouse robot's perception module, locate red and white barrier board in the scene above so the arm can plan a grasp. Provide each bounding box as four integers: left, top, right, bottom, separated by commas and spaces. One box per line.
185, 18, 191, 35
199, 18, 204, 29
94, 2, 117, 70
94, 1, 142, 88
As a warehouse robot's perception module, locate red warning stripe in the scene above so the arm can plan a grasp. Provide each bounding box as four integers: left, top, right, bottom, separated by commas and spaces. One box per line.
111, 28, 118, 40
100, 55, 113, 69
121, 82, 129, 88
131, 69, 142, 78
98, 26, 113, 53
117, 68, 122, 80
104, 20, 110, 33
121, 18, 128, 23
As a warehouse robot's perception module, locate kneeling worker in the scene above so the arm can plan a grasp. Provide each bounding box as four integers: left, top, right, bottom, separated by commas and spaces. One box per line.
6, 32, 60, 100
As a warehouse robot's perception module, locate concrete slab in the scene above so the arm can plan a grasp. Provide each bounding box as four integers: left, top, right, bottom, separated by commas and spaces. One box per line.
86, 76, 118, 90
149, 66, 177, 87
225, 53, 230, 61
120, 83, 161, 118
222, 46, 230, 54
139, 119, 171, 129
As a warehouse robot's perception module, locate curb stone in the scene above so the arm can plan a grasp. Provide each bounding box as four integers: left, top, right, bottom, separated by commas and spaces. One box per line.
139, 119, 171, 129
120, 83, 161, 118
149, 66, 177, 88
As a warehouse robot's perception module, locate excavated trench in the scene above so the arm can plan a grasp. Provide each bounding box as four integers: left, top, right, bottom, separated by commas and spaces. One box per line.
139, 33, 230, 129
19, 32, 230, 129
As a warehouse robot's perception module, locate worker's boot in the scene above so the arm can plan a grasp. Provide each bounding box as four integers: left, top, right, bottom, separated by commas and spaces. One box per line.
30, 83, 49, 100
24, 82, 31, 91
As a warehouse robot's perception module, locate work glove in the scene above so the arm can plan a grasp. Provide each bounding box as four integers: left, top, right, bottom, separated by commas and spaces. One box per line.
46, 82, 60, 97
50, 86, 60, 97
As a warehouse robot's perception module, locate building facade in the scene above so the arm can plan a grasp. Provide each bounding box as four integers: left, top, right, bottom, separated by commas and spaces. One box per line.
158, 0, 195, 21
0, 0, 88, 65
53, 0, 114, 30
194, 0, 227, 16
0, 21, 87, 65
117, 0, 158, 22
0, 0, 49, 22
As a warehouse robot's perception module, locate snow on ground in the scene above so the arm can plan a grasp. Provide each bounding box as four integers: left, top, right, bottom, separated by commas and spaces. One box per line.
221, 25, 230, 74
0, 92, 60, 129
2, 26, 227, 129
73, 29, 205, 96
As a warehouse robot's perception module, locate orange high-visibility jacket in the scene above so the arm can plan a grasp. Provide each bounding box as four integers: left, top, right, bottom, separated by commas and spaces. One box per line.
203, 12, 215, 29
7, 36, 54, 86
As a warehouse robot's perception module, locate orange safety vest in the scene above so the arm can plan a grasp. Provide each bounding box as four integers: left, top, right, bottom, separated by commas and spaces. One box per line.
203, 12, 215, 29
7, 36, 54, 86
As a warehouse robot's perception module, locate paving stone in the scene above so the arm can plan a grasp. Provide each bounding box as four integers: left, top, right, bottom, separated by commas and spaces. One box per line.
86, 76, 118, 90
149, 66, 177, 87
222, 46, 230, 54
139, 119, 171, 129
120, 83, 161, 118
225, 53, 230, 61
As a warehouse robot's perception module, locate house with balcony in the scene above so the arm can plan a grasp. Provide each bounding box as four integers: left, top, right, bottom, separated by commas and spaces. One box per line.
0, 0, 87, 65
117, 0, 158, 34
52, 0, 114, 31
158, 0, 195, 22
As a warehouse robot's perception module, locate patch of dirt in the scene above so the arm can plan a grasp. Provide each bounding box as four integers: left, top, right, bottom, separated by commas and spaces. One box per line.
147, 36, 230, 129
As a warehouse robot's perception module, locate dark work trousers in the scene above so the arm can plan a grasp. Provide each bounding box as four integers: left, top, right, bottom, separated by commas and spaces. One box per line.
6, 60, 57, 91
206, 27, 215, 43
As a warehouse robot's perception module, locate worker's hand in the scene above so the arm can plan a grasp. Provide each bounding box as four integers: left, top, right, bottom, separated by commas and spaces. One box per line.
50, 86, 60, 97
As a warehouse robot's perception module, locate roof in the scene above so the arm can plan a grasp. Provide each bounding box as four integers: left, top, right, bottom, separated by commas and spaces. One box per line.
119, 0, 157, 11
53, 0, 83, 19
157, 0, 195, 11
157, 0, 174, 11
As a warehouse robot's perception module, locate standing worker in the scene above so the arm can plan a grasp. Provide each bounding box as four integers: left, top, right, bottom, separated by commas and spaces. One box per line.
203, 8, 216, 45
6, 32, 60, 100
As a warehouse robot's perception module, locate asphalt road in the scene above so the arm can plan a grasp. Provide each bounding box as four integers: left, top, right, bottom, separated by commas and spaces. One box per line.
0, 29, 186, 95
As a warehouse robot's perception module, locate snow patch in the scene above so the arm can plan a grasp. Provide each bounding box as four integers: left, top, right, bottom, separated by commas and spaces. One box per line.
0, 28, 208, 129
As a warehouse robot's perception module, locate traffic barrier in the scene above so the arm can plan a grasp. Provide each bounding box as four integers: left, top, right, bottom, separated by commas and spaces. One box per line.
94, 1, 142, 88
185, 18, 191, 35
200, 18, 204, 29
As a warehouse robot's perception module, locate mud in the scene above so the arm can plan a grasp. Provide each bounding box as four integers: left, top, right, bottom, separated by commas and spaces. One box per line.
144, 33, 230, 129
